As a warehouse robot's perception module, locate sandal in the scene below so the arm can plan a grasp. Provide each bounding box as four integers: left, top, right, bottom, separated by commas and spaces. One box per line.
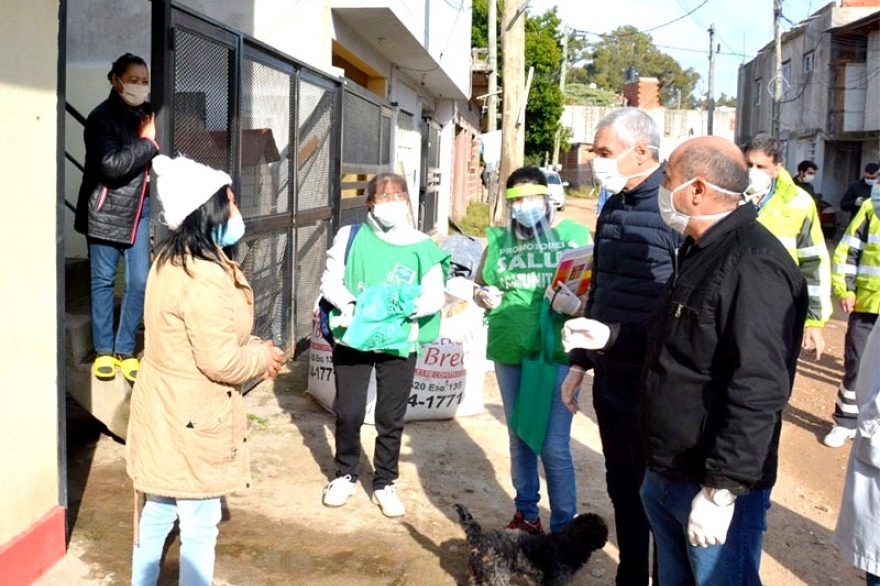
92, 354, 117, 380
117, 355, 140, 383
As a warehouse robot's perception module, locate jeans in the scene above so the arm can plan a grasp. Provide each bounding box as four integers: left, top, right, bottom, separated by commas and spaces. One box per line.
592, 364, 653, 585
640, 470, 769, 586
131, 494, 221, 586
869, 573, 880, 586
331, 344, 417, 490
495, 361, 577, 532
89, 197, 150, 356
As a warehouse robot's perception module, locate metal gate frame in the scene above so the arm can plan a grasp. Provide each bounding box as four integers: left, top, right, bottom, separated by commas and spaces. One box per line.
150, 1, 342, 358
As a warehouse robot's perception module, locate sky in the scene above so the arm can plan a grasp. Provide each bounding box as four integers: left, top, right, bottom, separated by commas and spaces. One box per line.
526, 0, 826, 99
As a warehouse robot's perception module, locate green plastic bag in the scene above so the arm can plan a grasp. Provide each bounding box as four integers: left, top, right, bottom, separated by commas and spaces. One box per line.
341, 282, 421, 355
509, 299, 560, 455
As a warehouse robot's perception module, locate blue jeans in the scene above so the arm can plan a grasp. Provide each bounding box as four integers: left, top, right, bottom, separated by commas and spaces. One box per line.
495, 361, 577, 532
89, 197, 150, 356
869, 572, 880, 586
131, 494, 221, 586
640, 470, 769, 586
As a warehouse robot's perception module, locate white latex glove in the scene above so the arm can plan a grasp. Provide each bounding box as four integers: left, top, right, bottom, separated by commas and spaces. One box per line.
474, 285, 503, 310
329, 302, 355, 329
855, 196, 865, 207
687, 489, 736, 547
561, 318, 611, 352
561, 367, 585, 414
549, 283, 582, 315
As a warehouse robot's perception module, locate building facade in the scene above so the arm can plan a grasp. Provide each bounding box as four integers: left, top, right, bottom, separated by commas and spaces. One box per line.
736, 0, 880, 206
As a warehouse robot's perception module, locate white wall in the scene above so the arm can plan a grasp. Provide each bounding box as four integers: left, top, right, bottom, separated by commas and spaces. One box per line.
179, 0, 332, 76
0, 0, 61, 544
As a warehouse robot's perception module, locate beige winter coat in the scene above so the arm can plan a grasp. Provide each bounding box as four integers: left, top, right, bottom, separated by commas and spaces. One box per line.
125, 253, 270, 498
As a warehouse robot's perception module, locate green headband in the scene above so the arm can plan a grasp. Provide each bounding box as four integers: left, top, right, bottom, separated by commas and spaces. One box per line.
506, 184, 549, 199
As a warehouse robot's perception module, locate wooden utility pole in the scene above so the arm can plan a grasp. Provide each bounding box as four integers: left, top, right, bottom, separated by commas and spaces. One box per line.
496, 0, 527, 225
707, 23, 716, 135
772, 0, 783, 137
551, 24, 569, 168
487, 0, 498, 132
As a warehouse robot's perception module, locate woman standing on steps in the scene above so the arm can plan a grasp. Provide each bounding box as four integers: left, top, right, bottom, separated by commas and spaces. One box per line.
74, 52, 159, 382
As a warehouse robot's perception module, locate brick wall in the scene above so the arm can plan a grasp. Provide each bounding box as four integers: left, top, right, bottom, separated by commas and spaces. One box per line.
623, 78, 661, 109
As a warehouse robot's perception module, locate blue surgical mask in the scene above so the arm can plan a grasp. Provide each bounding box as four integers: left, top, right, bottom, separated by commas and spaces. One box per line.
212, 214, 246, 247
511, 201, 545, 228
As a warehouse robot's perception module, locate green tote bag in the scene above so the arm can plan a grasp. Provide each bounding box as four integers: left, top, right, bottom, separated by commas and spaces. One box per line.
509, 299, 561, 455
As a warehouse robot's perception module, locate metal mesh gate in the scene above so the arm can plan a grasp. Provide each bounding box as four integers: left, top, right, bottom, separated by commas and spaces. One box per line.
172, 29, 233, 173
294, 74, 338, 343
165, 8, 341, 357
340, 86, 392, 226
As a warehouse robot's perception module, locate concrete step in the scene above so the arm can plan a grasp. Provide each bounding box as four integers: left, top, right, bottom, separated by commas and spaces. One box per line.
66, 361, 130, 440
65, 258, 137, 441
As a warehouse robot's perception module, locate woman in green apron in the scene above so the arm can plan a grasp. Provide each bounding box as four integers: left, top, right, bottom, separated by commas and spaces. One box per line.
474, 166, 591, 533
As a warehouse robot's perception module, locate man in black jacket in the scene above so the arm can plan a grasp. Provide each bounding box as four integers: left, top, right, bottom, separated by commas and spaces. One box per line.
563, 108, 682, 586
562, 136, 808, 586
840, 162, 879, 221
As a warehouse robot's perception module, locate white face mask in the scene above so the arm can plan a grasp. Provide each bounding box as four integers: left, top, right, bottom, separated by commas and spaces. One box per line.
592, 147, 654, 195
745, 167, 773, 201
371, 200, 411, 229
120, 83, 150, 107
866, 177, 879, 186
802, 173, 815, 183
658, 178, 741, 235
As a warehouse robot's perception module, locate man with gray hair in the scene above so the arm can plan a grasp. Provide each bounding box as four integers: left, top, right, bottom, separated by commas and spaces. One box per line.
564, 107, 682, 585
562, 136, 808, 585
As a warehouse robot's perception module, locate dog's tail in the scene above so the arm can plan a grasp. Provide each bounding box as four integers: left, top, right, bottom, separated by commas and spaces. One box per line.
453, 503, 483, 545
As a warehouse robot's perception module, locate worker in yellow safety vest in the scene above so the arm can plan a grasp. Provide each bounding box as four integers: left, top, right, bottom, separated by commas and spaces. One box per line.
742, 133, 832, 360
822, 193, 880, 447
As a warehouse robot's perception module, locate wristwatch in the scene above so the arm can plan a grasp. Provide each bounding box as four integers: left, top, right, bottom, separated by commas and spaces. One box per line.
704, 487, 736, 507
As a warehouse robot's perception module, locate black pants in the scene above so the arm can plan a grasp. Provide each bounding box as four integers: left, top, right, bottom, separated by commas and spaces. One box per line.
592, 362, 655, 586
331, 344, 417, 490
834, 311, 878, 427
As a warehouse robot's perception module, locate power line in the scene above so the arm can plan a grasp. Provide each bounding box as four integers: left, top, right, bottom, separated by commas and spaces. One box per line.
641, 0, 710, 33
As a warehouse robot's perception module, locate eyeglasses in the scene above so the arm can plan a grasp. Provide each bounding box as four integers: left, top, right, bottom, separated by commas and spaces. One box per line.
374, 192, 408, 202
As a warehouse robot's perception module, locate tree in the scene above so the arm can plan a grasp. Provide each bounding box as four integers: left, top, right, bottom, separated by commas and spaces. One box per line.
523, 9, 564, 158
471, 0, 566, 159
578, 25, 700, 105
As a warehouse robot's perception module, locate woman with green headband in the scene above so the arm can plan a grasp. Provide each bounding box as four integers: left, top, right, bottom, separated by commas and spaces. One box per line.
473, 166, 591, 534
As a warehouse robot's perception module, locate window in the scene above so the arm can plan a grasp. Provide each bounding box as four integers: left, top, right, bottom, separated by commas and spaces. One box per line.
803, 51, 815, 73
781, 60, 791, 95
754, 78, 762, 106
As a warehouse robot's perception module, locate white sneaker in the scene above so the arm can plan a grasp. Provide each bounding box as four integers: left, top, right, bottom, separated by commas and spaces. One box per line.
823, 425, 856, 448
372, 484, 406, 517
322, 475, 357, 507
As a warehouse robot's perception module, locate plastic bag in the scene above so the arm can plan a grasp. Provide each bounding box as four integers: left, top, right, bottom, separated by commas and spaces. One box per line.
341, 282, 421, 355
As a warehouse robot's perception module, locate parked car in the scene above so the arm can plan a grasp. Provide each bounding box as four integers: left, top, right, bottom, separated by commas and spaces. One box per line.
542, 170, 568, 211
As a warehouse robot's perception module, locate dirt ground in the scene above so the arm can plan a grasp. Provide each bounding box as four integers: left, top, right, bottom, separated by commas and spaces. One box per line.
38, 196, 864, 586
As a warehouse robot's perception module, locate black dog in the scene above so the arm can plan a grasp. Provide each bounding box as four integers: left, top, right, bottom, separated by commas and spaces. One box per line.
453, 503, 608, 586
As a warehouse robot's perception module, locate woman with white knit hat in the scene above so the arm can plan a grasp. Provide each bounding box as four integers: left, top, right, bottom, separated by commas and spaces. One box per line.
125, 155, 285, 586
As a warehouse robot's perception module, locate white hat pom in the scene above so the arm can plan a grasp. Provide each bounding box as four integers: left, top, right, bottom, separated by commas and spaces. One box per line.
153, 155, 232, 230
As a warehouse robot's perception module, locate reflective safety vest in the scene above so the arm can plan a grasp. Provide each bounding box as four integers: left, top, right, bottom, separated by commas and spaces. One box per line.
832, 200, 880, 315
757, 167, 832, 327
